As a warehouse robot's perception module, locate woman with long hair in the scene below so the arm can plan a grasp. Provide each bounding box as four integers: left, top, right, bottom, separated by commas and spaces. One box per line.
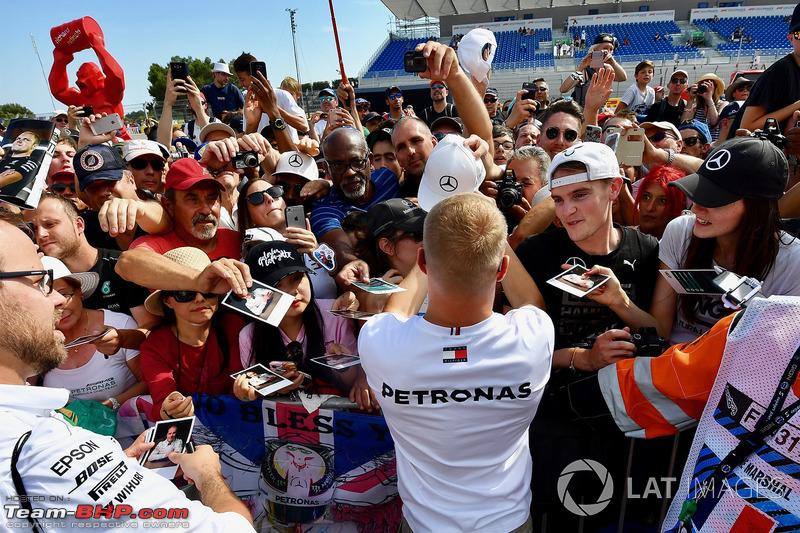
236, 241, 373, 409
682, 73, 727, 141
634, 165, 687, 239
587, 138, 800, 344
138, 247, 242, 421
43, 257, 146, 410
237, 176, 338, 299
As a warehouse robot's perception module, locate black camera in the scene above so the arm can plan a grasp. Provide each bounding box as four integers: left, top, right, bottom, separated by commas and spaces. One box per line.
403, 51, 427, 73
752, 117, 787, 150
630, 327, 670, 358
232, 151, 259, 169
78, 106, 93, 117
497, 169, 524, 210
697, 84, 708, 95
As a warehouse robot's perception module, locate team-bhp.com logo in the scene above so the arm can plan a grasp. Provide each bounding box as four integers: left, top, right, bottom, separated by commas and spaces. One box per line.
557, 459, 614, 516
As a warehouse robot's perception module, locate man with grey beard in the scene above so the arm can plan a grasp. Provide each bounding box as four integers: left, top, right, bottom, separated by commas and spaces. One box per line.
310, 127, 399, 270
116, 158, 243, 286
0, 221, 256, 530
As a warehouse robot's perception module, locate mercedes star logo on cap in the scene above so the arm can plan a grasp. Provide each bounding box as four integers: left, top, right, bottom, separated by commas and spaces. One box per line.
439, 175, 458, 192
288, 154, 303, 167
705, 149, 731, 171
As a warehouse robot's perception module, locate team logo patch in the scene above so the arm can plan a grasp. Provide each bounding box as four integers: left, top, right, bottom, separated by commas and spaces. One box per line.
288, 154, 303, 167
80, 149, 104, 171
101, 281, 111, 295
705, 149, 731, 171
442, 345, 468, 364
439, 175, 458, 192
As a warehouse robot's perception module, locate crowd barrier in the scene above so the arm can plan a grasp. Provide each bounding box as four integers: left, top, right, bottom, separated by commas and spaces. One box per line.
116, 394, 400, 532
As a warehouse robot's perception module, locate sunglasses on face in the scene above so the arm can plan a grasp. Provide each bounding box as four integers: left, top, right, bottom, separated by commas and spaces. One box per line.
319, 96, 336, 103
166, 290, 218, 303
276, 181, 304, 196
50, 182, 76, 194
545, 127, 578, 142
387, 93, 403, 101
647, 130, 675, 143
431, 84, 445, 90
670, 77, 688, 84
484, 97, 498, 103
130, 158, 165, 171
682, 136, 702, 147
535, 86, 548, 92
55, 118, 69, 123
246, 186, 284, 205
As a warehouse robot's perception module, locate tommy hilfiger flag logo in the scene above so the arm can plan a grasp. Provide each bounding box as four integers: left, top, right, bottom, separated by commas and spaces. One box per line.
442, 346, 468, 364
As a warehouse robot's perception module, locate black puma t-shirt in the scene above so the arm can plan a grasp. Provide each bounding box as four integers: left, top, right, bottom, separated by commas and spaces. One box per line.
516, 225, 659, 349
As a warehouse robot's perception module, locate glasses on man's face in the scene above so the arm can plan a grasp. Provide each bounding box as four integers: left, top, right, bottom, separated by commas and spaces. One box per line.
326, 157, 369, 175
246, 186, 284, 205
545, 127, 578, 142
319, 96, 336, 103
129, 158, 165, 171
431, 84, 445, 90
276, 181, 304, 196
51, 182, 76, 194
494, 141, 514, 150
682, 136, 702, 147
647, 130, 677, 143
484, 97, 498, 104
55, 118, 69, 124
670, 77, 688, 85
388, 93, 402, 101
357, 105, 370, 111
166, 290, 218, 303
0, 269, 53, 296
535, 86, 548, 92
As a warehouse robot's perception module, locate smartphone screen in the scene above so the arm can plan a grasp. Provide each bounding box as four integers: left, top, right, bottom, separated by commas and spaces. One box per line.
249, 61, 267, 80
590, 51, 604, 69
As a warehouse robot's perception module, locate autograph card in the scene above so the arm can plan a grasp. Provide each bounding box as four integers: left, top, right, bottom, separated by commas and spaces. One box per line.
546, 265, 610, 298
231, 363, 293, 397
311, 354, 361, 370
351, 278, 406, 295
221, 279, 293, 326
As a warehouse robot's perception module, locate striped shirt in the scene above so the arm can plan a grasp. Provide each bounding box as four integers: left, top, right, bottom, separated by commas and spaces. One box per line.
310, 168, 399, 238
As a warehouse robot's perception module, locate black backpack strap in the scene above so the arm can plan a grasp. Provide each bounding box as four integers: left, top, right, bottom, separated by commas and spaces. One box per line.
187, 120, 195, 139
12, 431, 42, 533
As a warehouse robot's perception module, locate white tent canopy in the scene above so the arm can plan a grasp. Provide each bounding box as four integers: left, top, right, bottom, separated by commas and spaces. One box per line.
380, 0, 636, 20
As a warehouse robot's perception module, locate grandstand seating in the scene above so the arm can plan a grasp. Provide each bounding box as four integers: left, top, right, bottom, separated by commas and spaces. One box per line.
571, 21, 701, 61
694, 15, 791, 56
363, 37, 431, 78
494, 30, 555, 68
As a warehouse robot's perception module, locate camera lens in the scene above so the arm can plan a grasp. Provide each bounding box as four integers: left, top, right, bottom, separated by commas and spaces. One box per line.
243, 153, 259, 168
498, 189, 520, 210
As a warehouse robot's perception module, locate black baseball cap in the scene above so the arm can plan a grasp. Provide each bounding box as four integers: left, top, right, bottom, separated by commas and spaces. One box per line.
670, 137, 788, 208
366, 128, 392, 150
791, 3, 800, 33
363, 112, 382, 125
385, 86, 402, 97
244, 241, 311, 288
485, 88, 499, 98
318, 88, 337, 98
430, 116, 464, 134
74, 144, 126, 191
718, 102, 741, 122
594, 33, 618, 48
368, 198, 426, 238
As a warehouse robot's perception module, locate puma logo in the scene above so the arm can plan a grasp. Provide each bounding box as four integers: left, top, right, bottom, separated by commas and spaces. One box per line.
623, 259, 637, 270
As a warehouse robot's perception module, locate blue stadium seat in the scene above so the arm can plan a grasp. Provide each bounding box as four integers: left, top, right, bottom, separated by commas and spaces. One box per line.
571, 21, 701, 61
694, 15, 791, 54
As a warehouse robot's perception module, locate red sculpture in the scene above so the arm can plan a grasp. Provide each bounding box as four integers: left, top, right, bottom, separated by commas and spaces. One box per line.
48, 17, 129, 139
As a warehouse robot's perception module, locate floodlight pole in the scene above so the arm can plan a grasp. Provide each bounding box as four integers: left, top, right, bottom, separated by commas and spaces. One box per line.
286, 8, 303, 108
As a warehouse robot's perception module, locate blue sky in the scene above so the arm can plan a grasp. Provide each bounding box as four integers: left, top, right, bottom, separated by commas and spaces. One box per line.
2, 0, 396, 115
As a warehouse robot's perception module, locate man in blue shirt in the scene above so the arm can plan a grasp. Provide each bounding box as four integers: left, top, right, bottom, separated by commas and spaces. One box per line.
201, 62, 244, 119
310, 127, 399, 269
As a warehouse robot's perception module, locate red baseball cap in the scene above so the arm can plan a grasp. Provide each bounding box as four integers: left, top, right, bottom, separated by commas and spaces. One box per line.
165, 158, 223, 192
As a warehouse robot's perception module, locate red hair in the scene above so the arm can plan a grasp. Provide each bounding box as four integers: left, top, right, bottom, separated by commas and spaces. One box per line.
635, 165, 687, 220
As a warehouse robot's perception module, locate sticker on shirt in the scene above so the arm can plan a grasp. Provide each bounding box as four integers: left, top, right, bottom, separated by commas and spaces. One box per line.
327, 309, 376, 321
442, 345, 468, 364
138, 416, 195, 479
221, 279, 293, 326
311, 353, 361, 370
63, 327, 112, 349
311, 243, 336, 272
546, 264, 609, 298
351, 278, 406, 295
231, 363, 294, 397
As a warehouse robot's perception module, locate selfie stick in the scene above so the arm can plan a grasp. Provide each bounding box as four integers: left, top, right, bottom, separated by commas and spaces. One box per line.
327, 0, 348, 84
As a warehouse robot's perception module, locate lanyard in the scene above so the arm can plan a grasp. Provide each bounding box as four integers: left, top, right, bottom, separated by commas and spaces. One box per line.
678, 342, 800, 532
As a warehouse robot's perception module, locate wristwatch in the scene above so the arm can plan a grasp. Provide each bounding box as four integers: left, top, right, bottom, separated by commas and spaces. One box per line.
108, 397, 120, 411
665, 148, 676, 165
272, 118, 287, 131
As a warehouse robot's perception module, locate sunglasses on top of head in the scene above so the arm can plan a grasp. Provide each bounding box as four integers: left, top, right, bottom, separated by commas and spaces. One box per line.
246, 186, 284, 205
545, 127, 578, 142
